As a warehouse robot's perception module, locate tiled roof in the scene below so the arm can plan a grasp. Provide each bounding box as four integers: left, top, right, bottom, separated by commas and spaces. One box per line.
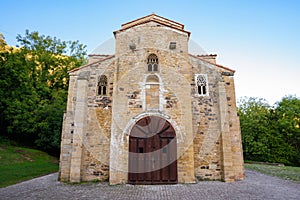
114, 13, 191, 37
189, 54, 235, 73
69, 55, 115, 73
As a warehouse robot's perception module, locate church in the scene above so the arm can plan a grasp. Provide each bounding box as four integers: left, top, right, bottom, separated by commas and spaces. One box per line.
59, 14, 244, 184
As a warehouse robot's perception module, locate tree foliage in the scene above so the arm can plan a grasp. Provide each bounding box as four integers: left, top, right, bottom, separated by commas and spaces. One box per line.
275, 96, 300, 165
238, 96, 300, 166
0, 31, 86, 156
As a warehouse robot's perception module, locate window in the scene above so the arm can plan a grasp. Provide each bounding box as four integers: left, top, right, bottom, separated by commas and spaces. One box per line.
148, 64, 152, 71
97, 75, 107, 95
153, 64, 158, 71
195, 74, 208, 96
169, 42, 176, 49
147, 54, 158, 72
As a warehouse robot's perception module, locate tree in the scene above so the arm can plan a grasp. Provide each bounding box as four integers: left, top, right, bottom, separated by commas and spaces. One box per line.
0, 31, 87, 155
0, 33, 7, 49
238, 96, 300, 166
0, 47, 39, 143
275, 96, 300, 165
238, 97, 272, 162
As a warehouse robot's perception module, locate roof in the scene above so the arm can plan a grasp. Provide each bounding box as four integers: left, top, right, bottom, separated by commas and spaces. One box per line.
189, 54, 235, 73
69, 55, 115, 73
113, 13, 191, 37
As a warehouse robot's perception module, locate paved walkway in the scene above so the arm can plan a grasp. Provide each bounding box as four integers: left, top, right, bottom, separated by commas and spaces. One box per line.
0, 169, 299, 200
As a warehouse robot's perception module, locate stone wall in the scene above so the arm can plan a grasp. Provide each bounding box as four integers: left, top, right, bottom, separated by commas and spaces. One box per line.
190, 56, 244, 182
190, 57, 223, 180
59, 15, 244, 184
109, 22, 196, 184
59, 57, 116, 182
59, 74, 77, 182
223, 75, 245, 181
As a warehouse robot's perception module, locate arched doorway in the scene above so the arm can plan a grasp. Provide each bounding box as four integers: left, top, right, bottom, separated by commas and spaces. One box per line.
128, 116, 177, 184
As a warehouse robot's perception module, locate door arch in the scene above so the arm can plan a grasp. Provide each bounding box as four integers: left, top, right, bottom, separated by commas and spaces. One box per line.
128, 116, 177, 184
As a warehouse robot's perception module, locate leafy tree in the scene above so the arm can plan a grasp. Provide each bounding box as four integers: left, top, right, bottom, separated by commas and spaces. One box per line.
0, 33, 6, 49
0, 31, 86, 156
275, 96, 300, 165
238, 97, 272, 162
35, 90, 68, 154
238, 96, 300, 166
16, 30, 86, 90
0, 48, 38, 144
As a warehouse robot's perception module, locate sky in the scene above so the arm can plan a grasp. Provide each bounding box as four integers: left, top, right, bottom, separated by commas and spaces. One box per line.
1, 0, 299, 105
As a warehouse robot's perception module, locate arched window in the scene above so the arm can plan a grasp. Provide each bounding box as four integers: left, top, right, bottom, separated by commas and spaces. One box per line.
196, 74, 208, 96
98, 75, 107, 95
147, 54, 158, 72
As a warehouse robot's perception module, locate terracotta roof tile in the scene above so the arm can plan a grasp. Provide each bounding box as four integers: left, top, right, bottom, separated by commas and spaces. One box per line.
189, 54, 235, 73
69, 55, 115, 73
114, 13, 191, 37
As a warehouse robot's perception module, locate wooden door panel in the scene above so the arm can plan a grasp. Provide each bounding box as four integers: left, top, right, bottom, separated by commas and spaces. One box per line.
161, 138, 169, 181
128, 137, 137, 181
128, 116, 177, 184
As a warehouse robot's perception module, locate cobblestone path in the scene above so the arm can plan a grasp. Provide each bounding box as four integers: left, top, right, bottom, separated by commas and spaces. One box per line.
1, 169, 299, 200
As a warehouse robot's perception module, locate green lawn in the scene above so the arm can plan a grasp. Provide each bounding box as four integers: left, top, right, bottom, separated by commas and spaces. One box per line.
245, 163, 300, 182
0, 143, 58, 188
1, 142, 300, 188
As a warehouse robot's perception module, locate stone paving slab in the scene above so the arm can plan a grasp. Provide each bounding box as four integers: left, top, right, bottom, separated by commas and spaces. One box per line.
0, 169, 299, 200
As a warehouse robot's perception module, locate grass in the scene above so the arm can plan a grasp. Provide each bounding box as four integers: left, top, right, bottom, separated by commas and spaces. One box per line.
1, 139, 299, 188
0, 142, 59, 188
245, 163, 300, 182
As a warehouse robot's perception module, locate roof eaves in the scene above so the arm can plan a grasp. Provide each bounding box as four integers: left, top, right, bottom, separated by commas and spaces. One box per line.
69, 55, 115, 73
114, 14, 190, 37
121, 13, 153, 27
88, 54, 113, 57
189, 54, 235, 73
121, 13, 184, 29
114, 19, 191, 37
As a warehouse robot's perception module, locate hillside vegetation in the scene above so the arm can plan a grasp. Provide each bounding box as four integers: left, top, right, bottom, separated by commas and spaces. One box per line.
0, 141, 58, 188
0, 32, 86, 156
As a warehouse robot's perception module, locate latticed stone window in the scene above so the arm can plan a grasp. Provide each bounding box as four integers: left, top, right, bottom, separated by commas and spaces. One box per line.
98, 75, 107, 95
195, 74, 208, 96
147, 54, 158, 72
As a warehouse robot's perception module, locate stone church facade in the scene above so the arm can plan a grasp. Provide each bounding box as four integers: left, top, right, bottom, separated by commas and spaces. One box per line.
59, 14, 244, 184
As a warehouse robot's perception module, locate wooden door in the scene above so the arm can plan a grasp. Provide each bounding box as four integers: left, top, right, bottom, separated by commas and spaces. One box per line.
128, 116, 177, 184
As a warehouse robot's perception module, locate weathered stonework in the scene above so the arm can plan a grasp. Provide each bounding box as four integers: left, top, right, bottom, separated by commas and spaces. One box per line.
59, 14, 244, 184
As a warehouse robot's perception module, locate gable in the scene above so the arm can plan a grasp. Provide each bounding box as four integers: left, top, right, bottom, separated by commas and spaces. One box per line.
114, 13, 191, 37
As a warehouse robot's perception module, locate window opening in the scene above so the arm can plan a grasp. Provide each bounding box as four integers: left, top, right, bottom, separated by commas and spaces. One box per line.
196, 74, 208, 96
153, 64, 158, 72
148, 64, 152, 71
147, 54, 158, 72
98, 75, 107, 95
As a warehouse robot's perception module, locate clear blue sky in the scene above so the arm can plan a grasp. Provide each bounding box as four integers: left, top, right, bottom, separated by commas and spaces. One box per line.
1, 0, 299, 105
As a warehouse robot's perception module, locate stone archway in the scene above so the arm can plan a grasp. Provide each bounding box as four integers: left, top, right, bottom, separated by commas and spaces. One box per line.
128, 116, 177, 184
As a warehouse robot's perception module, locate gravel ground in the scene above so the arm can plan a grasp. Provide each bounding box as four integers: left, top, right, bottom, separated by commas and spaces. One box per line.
0, 169, 299, 200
